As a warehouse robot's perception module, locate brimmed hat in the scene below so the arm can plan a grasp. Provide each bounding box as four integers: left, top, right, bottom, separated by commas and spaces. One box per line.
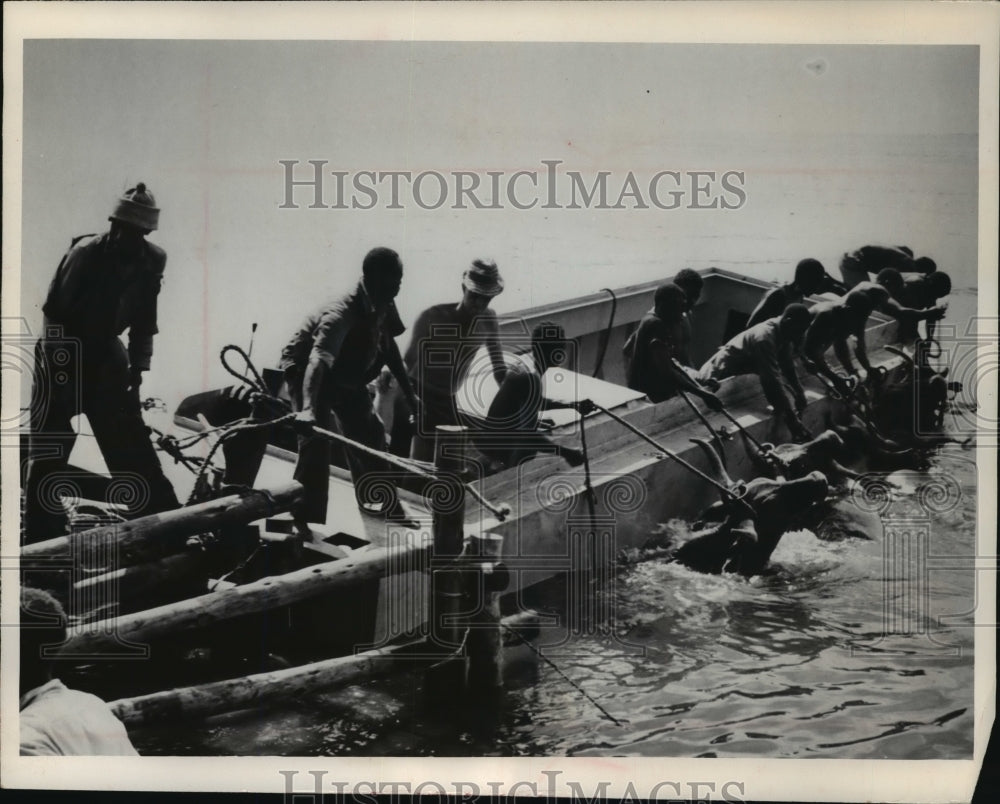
110, 182, 159, 231
462, 259, 504, 297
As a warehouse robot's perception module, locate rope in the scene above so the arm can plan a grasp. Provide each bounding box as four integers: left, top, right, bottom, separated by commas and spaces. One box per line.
208, 542, 266, 592
591, 288, 618, 379
812, 371, 889, 443
309, 424, 510, 522
592, 401, 753, 514
184, 414, 296, 505
919, 337, 943, 360
715, 405, 776, 460
579, 410, 599, 583
220, 344, 269, 394
498, 621, 625, 726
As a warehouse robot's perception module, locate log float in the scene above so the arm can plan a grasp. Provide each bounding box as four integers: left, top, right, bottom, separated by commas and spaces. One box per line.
22, 482, 304, 566
110, 610, 542, 727
61, 533, 434, 656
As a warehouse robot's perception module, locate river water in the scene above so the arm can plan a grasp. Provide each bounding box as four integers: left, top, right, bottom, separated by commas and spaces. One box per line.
131, 400, 979, 760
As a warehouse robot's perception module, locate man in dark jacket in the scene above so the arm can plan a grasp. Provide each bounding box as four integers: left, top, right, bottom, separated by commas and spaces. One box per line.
284, 247, 420, 531
23, 183, 179, 543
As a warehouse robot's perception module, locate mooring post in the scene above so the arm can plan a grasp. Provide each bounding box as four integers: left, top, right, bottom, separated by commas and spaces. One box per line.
429, 425, 468, 655
464, 532, 507, 692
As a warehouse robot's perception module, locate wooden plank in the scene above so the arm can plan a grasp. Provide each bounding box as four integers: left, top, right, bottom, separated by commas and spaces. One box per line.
60, 532, 433, 656
23, 482, 303, 565
109, 611, 544, 727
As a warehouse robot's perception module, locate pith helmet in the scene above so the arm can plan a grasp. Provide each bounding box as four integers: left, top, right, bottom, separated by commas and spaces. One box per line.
110, 182, 159, 231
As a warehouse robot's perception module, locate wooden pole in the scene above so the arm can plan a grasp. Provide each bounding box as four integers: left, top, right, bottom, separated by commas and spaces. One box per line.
22, 482, 303, 566
110, 642, 418, 728
430, 425, 468, 652
109, 611, 538, 727
72, 551, 209, 614
60, 536, 432, 656
464, 532, 506, 692
70, 521, 259, 614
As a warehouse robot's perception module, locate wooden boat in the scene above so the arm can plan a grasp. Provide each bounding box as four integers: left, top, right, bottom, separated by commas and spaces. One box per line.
22, 268, 910, 719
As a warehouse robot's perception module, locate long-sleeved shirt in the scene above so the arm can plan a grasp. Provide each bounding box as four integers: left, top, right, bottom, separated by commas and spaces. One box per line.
19, 679, 138, 756
280, 280, 405, 388
696, 317, 799, 415
42, 232, 165, 371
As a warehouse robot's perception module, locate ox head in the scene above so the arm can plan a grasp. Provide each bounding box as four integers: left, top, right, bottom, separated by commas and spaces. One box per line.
692, 438, 830, 537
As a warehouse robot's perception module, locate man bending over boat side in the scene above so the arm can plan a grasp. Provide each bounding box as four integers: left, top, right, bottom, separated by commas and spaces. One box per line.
477, 322, 593, 470
800, 290, 877, 395
23, 182, 179, 543
390, 259, 508, 462
895, 270, 952, 342
838, 244, 936, 291
625, 283, 724, 410
695, 304, 813, 441
853, 270, 948, 344
744, 258, 829, 330
19, 587, 138, 756
284, 247, 420, 531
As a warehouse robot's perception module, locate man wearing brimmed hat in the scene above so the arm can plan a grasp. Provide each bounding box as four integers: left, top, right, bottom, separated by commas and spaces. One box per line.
23, 183, 179, 543
392, 259, 509, 462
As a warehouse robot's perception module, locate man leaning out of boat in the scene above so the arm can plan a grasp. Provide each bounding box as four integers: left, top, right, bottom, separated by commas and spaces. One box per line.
838, 243, 936, 291
477, 322, 594, 471
624, 283, 724, 411
695, 303, 813, 442
800, 290, 877, 396
850, 269, 948, 346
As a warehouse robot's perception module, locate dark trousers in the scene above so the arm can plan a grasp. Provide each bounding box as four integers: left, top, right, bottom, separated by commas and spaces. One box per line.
292, 383, 398, 525
23, 338, 179, 544
392, 386, 456, 463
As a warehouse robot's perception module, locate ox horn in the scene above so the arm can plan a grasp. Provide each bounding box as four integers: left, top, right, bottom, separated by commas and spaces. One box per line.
691, 437, 736, 496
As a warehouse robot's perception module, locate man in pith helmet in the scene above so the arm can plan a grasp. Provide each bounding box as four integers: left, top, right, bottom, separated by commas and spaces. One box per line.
392, 258, 509, 462
23, 182, 179, 543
